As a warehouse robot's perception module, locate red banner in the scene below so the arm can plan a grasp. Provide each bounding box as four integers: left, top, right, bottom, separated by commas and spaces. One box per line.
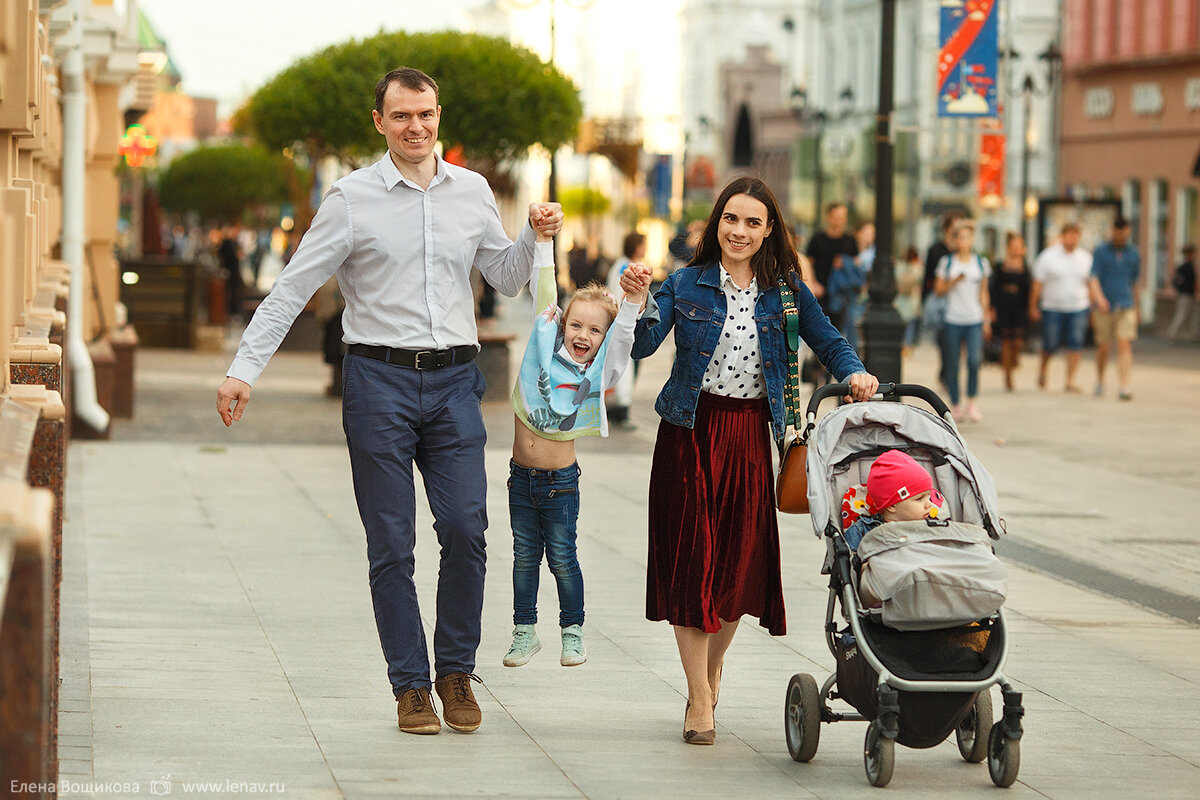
978, 131, 1005, 204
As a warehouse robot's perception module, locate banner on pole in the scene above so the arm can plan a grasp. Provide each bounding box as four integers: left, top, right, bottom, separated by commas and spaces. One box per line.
937, 0, 1000, 118
978, 128, 1006, 205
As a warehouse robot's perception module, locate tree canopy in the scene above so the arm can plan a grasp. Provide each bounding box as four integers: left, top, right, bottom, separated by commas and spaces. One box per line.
240, 31, 582, 168
158, 144, 290, 225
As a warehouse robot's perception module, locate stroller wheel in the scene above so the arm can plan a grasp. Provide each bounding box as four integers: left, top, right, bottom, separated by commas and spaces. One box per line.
863, 720, 895, 788
956, 689, 992, 762
987, 721, 1021, 787
784, 673, 821, 762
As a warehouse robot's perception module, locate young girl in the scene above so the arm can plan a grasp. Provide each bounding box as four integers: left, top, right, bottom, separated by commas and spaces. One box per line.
989, 232, 1031, 391
935, 219, 992, 422
504, 232, 650, 668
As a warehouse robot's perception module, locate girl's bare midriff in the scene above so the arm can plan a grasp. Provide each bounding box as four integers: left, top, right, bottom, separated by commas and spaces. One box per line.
512, 417, 578, 470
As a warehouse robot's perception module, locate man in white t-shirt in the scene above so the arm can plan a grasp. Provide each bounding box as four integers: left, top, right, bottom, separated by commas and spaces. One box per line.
1030, 222, 1093, 392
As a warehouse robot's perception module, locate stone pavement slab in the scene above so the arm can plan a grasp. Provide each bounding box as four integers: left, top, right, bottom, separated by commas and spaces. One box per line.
60, 435, 1200, 799
56, 305, 1200, 798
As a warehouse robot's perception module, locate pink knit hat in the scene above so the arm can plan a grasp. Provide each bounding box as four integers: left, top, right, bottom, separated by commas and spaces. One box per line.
866, 450, 933, 513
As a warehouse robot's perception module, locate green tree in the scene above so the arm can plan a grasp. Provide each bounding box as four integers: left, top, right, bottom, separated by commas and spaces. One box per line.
158, 144, 290, 225
241, 31, 581, 171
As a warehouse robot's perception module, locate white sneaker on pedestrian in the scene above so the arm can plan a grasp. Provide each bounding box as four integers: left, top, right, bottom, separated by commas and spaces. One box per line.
503, 625, 541, 667
560, 624, 586, 667
1093, 383, 1104, 397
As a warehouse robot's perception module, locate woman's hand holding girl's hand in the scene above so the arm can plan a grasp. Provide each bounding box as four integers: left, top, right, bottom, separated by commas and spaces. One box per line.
620, 264, 652, 310
845, 372, 880, 403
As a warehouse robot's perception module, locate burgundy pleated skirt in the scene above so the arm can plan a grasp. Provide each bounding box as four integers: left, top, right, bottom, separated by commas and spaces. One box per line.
645, 392, 786, 636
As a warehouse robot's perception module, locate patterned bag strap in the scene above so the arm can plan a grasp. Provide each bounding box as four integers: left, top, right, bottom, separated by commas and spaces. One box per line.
779, 274, 802, 439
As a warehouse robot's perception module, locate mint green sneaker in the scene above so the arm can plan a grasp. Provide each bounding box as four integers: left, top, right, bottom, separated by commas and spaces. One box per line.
560, 624, 586, 666
503, 625, 540, 667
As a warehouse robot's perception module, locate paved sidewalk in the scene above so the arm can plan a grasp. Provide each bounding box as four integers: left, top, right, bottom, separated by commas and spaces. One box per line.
56, 303, 1200, 799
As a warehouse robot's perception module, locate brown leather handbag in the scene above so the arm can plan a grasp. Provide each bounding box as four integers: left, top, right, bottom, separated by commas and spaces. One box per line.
776, 276, 811, 514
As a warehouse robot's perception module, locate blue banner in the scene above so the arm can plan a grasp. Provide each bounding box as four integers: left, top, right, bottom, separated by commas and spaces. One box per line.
937, 0, 1000, 118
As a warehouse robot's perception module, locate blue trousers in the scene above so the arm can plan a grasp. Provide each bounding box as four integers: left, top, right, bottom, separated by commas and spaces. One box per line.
942, 322, 983, 405
341, 353, 488, 696
508, 461, 584, 628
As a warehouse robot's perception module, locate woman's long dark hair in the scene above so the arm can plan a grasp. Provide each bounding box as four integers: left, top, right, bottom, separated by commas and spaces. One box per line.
687, 177, 804, 288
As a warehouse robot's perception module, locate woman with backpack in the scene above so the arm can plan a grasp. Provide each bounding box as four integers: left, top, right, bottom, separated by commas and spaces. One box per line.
934, 219, 992, 421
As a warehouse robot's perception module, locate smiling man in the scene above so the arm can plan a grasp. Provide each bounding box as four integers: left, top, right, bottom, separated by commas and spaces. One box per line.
216, 67, 563, 735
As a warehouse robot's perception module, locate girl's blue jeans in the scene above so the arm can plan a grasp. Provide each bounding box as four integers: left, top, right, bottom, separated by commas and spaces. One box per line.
508, 460, 584, 628
942, 322, 984, 405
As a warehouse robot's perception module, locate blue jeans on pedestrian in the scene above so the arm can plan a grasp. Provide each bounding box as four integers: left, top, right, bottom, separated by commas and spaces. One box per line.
1041, 309, 1089, 354
508, 460, 584, 629
942, 322, 983, 405
341, 353, 488, 697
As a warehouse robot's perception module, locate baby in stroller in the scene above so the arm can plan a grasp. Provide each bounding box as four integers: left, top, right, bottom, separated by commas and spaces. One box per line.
841, 449, 947, 551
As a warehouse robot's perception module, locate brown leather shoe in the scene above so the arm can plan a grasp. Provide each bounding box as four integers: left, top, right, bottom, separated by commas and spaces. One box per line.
396, 688, 441, 735
434, 672, 482, 733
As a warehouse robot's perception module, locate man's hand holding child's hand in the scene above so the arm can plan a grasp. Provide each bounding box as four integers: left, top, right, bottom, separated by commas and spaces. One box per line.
528, 202, 563, 239
619, 264, 652, 309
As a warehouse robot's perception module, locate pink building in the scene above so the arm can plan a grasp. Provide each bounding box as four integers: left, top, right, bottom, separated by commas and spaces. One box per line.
1060, 0, 1200, 320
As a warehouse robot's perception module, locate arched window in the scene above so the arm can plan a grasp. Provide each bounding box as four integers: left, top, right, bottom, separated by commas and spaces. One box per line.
732, 103, 754, 168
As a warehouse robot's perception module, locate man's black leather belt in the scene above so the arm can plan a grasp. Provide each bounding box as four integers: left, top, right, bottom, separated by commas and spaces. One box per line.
347, 344, 478, 370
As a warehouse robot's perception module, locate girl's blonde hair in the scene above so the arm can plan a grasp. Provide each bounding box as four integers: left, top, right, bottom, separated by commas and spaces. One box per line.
563, 282, 620, 325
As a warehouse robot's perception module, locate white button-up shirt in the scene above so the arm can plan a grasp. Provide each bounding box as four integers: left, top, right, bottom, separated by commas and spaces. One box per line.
701, 265, 765, 399
227, 153, 535, 385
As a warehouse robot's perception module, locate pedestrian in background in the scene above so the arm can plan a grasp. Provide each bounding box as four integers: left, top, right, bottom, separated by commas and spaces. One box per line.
606, 230, 649, 428
840, 221, 875, 352
989, 232, 1031, 392
1167, 243, 1197, 342
934, 219, 991, 421
629, 177, 877, 746
1030, 222, 1092, 393
216, 67, 564, 736
923, 211, 966, 387
1090, 217, 1141, 400
895, 246, 924, 357
805, 202, 859, 329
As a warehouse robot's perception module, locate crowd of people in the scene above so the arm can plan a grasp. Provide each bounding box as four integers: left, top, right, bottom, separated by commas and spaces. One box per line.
210, 64, 1196, 751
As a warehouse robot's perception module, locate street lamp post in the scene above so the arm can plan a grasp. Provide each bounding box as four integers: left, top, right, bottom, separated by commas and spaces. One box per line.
791, 87, 854, 231
861, 0, 905, 384
1008, 42, 1062, 249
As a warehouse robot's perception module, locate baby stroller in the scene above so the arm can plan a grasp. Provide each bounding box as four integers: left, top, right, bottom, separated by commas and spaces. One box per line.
782, 383, 1024, 788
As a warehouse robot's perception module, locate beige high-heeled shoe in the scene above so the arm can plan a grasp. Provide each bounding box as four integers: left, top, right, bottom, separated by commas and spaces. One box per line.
683, 700, 715, 745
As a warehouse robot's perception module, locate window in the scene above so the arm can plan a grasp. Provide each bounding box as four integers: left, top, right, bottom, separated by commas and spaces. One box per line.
1153, 179, 1170, 291
1176, 187, 1198, 263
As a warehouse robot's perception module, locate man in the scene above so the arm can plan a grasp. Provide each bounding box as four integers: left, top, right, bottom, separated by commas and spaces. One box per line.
215, 67, 563, 736
1030, 222, 1092, 393
805, 203, 859, 326
1089, 217, 1141, 400
1167, 243, 1197, 342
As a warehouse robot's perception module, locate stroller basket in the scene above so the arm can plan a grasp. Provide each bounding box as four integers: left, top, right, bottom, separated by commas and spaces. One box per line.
835, 617, 1005, 748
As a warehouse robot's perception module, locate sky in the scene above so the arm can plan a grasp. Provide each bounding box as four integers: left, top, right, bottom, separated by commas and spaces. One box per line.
136, 0, 482, 108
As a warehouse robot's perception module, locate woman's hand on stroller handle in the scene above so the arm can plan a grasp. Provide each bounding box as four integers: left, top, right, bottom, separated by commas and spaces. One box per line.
844, 372, 880, 403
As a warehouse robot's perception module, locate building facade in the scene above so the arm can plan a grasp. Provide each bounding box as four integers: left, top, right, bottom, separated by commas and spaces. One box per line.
1059, 0, 1200, 321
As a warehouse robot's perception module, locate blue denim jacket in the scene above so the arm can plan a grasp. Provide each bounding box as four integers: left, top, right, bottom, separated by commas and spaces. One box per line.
633, 262, 866, 444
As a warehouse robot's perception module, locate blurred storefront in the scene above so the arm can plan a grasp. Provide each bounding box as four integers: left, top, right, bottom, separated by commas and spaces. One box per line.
1059, 0, 1200, 322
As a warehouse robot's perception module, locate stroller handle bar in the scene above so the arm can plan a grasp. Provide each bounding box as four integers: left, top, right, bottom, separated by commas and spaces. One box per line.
805, 382, 953, 422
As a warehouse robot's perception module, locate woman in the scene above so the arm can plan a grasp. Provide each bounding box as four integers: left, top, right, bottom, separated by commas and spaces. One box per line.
934, 219, 992, 421
989, 232, 1031, 392
622, 178, 877, 745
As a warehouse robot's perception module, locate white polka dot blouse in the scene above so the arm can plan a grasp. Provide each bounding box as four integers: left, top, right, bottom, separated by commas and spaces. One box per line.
701, 265, 766, 399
